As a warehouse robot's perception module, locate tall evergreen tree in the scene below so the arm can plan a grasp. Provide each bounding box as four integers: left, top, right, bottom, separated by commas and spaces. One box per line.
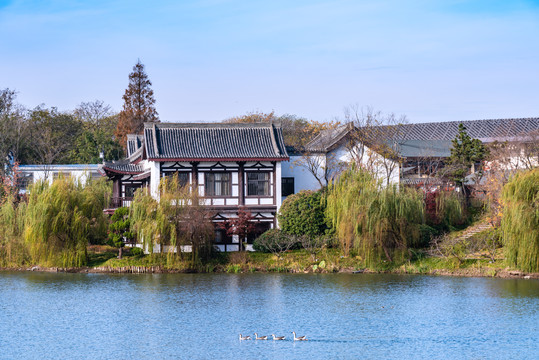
115, 60, 159, 149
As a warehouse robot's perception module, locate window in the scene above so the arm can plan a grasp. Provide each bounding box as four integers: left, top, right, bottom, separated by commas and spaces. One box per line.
18, 174, 33, 191
165, 172, 189, 187
282, 177, 294, 196
214, 229, 232, 243
247, 222, 271, 244
124, 185, 139, 198
247, 172, 270, 196
205, 172, 230, 196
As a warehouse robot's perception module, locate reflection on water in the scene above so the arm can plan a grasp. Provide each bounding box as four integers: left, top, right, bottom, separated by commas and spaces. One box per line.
0, 272, 538, 360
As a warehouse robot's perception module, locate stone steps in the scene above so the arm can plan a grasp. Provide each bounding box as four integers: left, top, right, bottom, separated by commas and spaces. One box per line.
454, 223, 493, 241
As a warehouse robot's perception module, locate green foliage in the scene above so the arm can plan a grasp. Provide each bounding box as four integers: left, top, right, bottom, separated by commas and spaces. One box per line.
0, 89, 26, 175
419, 224, 439, 248
326, 166, 425, 264
501, 168, 539, 272
70, 101, 123, 163
26, 106, 83, 164
70, 127, 123, 163
0, 199, 28, 266
129, 247, 143, 257
21, 176, 110, 267
278, 190, 328, 237
442, 123, 489, 188
130, 175, 214, 266
436, 191, 467, 228
108, 207, 134, 248
253, 229, 298, 254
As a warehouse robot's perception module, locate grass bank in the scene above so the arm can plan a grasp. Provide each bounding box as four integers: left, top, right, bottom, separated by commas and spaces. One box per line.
78, 246, 537, 279
3, 245, 537, 279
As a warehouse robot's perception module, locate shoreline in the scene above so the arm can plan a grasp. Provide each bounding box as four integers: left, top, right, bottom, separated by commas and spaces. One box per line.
2, 264, 538, 279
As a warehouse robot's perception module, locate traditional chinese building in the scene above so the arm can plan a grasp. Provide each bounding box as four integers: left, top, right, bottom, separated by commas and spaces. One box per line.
100, 122, 289, 251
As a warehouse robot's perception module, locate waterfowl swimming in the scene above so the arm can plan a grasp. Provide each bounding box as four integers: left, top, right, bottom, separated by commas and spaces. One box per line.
239, 334, 251, 340
254, 333, 268, 340
292, 331, 307, 341
271, 334, 285, 340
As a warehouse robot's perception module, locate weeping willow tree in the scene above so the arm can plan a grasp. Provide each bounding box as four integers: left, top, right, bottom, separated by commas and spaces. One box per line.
130, 174, 214, 266
0, 196, 28, 267
501, 168, 539, 272
326, 166, 425, 263
437, 192, 465, 226
23, 176, 110, 267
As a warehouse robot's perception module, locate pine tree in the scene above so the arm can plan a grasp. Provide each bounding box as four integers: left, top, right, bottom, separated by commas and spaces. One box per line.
441, 123, 488, 190
115, 60, 159, 149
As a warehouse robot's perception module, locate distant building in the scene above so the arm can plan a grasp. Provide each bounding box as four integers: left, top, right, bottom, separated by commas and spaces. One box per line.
284, 117, 538, 190
282, 123, 401, 194
18, 164, 102, 193
394, 118, 539, 186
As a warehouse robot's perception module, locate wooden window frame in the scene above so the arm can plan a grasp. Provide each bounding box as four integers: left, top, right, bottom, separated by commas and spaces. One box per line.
204, 172, 231, 197
246, 171, 270, 196
281, 177, 295, 197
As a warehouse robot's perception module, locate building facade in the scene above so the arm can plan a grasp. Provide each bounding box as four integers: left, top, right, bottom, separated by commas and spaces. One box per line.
101, 122, 289, 251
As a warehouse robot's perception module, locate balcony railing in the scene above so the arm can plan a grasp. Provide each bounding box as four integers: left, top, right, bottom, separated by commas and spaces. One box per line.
108, 196, 134, 209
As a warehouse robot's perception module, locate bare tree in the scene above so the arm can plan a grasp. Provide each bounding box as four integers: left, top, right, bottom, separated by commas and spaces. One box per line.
74, 100, 115, 131
343, 105, 407, 187
293, 151, 344, 188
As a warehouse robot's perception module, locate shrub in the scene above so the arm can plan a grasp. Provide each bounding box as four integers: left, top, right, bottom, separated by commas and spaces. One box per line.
108, 207, 134, 259
278, 190, 328, 237
299, 234, 331, 261
129, 247, 144, 257
419, 224, 439, 248
253, 229, 297, 256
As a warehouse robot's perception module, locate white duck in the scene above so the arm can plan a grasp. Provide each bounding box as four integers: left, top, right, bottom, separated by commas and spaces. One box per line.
254, 333, 268, 340
271, 334, 285, 340
239, 334, 251, 340
292, 331, 307, 341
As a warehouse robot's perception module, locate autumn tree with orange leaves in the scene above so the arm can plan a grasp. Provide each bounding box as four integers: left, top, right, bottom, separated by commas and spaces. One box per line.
115, 60, 159, 149
223, 111, 338, 149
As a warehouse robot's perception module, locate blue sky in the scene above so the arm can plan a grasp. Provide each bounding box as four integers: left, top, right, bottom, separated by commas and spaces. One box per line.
1, 0, 538, 123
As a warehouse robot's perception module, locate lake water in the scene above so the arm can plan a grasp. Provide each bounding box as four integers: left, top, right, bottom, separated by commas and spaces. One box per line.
0, 272, 538, 360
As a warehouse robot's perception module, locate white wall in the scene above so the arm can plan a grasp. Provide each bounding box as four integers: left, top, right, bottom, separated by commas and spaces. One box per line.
282, 142, 400, 200
150, 161, 161, 199
281, 155, 323, 193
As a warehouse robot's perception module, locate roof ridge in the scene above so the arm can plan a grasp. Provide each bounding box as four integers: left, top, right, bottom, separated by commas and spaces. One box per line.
400, 117, 539, 127
268, 124, 281, 156
143, 122, 278, 129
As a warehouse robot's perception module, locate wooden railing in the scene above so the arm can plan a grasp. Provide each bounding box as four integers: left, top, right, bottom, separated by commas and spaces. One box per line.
108, 196, 134, 209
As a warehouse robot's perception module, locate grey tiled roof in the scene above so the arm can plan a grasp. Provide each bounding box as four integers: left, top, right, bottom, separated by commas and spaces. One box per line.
397, 140, 452, 158
144, 122, 289, 160
389, 118, 539, 141
304, 118, 539, 157
127, 135, 144, 157
100, 162, 143, 174
305, 123, 354, 152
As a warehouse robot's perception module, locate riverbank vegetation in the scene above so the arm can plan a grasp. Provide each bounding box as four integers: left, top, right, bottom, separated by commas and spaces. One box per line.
1, 166, 538, 277
501, 168, 539, 272
0, 177, 110, 268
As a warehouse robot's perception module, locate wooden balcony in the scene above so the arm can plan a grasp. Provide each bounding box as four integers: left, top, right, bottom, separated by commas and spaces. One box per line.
103, 196, 134, 214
